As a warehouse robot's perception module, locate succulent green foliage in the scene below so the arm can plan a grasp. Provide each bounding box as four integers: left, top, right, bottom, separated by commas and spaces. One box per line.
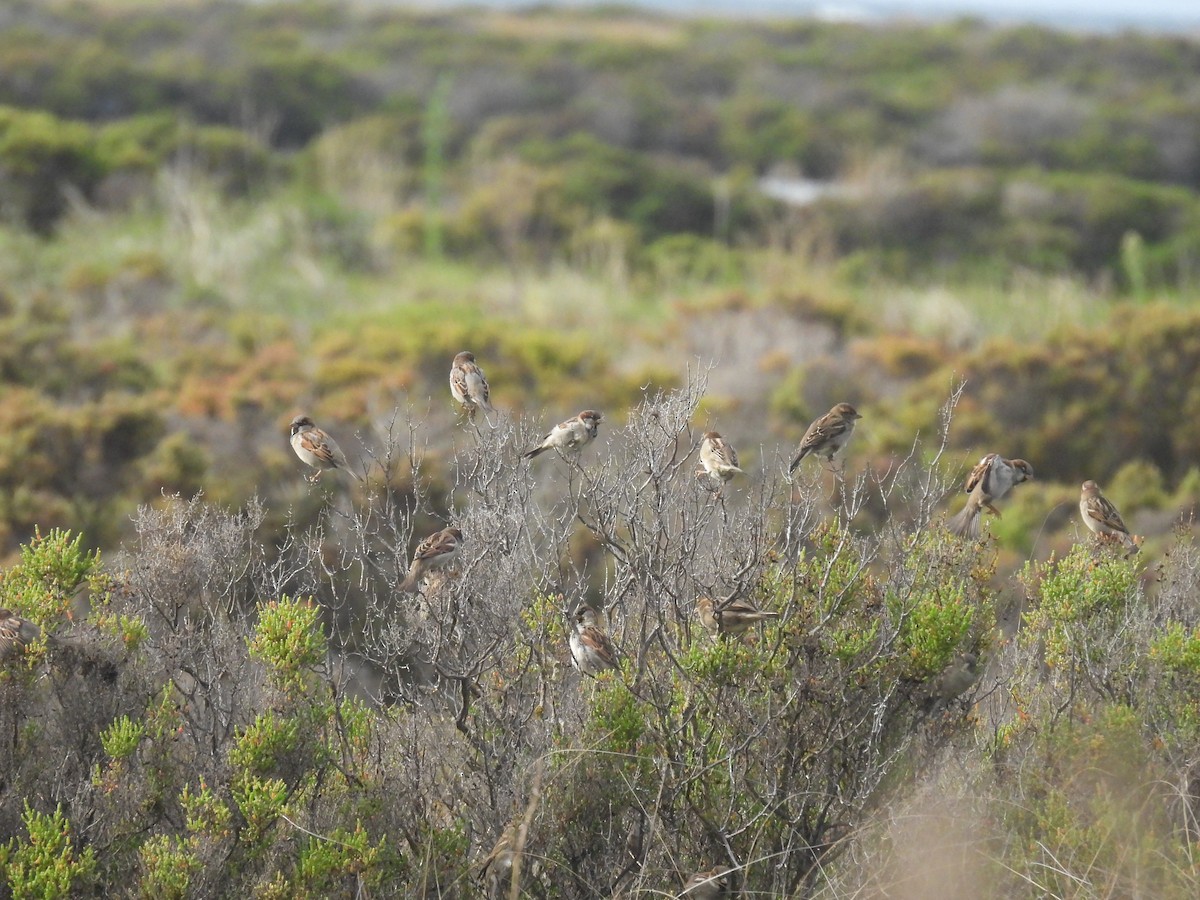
1020, 543, 1141, 671
0, 528, 97, 624
101, 715, 145, 762
1, 803, 97, 899
249, 596, 328, 697
136, 834, 198, 900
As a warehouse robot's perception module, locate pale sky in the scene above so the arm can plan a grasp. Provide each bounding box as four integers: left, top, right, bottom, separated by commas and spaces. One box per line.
435, 0, 1200, 31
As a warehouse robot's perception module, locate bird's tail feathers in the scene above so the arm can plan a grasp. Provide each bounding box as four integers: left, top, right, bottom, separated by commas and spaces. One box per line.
947, 501, 983, 540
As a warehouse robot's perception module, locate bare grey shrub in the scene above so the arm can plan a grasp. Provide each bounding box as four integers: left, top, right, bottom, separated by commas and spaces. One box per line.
0, 376, 1011, 898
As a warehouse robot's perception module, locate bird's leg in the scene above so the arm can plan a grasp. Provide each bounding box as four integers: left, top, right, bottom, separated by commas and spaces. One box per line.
984, 501, 1002, 517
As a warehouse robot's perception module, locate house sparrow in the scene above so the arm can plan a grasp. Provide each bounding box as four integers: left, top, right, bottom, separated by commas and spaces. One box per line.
699, 431, 744, 485
477, 823, 520, 898
450, 350, 494, 417
947, 454, 1034, 540
524, 410, 602, 460
569, 606, 618, 676
289, 415, 360, 482
696, 596, 780, 639
399, 527, 464, 593
0, 609, 41, 660
789, 402, 862, 472
922, 652, 981, 713
680, 866, 732, 898
1080, 480, 1140, 554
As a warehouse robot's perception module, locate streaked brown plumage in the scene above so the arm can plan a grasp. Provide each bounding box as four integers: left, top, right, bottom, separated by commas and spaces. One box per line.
789, 402, 862, 472
680, 866, 732, 898
399, 527, 464, 593
450, 350, 494, 416
1080, 480, 1140, 554
696, 596, 780, 638
0, 609, 40, 660
569, 607, 618, 676
524, 410, 603, 460
947, 453, 1034, 540
699, 431, 744, 485
289, 415, 360, 482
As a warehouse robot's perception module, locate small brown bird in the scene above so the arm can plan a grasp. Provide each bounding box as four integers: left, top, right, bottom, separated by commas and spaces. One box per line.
698, 431, 744, 485
947, 453, 1034, 540
524, 410, 603, 460
923, 652, 981, 713
789, 402, 862, 472
1080, 480, 1140, 554
450, 350, 494, 417
569, 607, 618, 676
477, 823, 521, 898
399, 527, 464, 593
696, 596, 780, 639
680, 866, 732, 898
289, 415, 360, 482
0, 609, 41, 660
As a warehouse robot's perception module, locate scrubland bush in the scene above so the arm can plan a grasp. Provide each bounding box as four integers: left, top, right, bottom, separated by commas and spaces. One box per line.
3, 379, 1191, 898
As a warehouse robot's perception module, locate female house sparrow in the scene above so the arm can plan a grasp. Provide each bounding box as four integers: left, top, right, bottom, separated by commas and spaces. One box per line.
399, 527, 464, 593
922, 652, 981, 713
696, 596, 780, 639
680, 867, 732, 898
947, 453, 1034, 540
1080, 480, 1140, 554
477, 823, 520, 897
698, 431, 744, 485
789, 402, 862, 472
450, 350, 494, 417
289, 415, 360, 482
524, 410, 603, 460
568, 607, 618, 676
0, 609, 41, 660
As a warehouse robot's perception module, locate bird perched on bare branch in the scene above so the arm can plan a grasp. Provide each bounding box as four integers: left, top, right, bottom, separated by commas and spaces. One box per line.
680, 866, 733, 898
698, 431, 744, 488
696, 596, 780, 639
289, 415, 360, 482
947, 453, 1034, 540
399, 527, 464, 593
0, 609, 42, 660
1080, 480, 1141, 555
569, 606, 618, 676
450, 350, 494, 418
789, 402, 862, 472
524, 410, 602, 460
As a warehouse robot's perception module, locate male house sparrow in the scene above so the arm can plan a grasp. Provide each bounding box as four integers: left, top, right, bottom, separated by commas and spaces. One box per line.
789, 402, 862, 472
698, 431, 745, 486
524, 410, 603, 460
289, 415, 359, 482
947, 453, 1034, 540
399, 527, 464, 593
680, 866, 733, 898
1080, 480, 1140, 554
568, 607, 618, 676
450, 350, 494, 417
0, 609, 41, 660
696, 596, 780, 639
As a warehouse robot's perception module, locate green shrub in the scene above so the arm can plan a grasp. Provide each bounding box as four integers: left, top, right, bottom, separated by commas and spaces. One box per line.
1, 803, 97, 899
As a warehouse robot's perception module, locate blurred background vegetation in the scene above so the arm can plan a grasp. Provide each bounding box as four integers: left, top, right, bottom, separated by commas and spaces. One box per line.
1, 0, 1200, 558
